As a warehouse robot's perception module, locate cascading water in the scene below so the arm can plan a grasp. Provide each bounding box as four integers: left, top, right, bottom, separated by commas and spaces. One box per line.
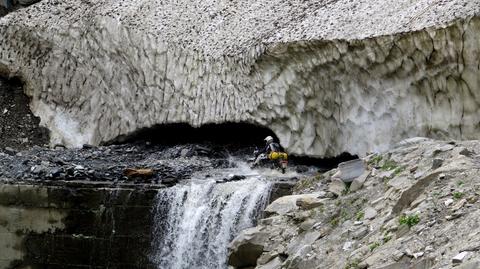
150, 163, 272, 269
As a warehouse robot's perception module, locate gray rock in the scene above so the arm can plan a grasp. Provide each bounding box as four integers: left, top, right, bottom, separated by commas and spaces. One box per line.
30, 165, 47, 175
364, 207, 378, 220
396, 225, 410, 238
328, 178, 346, 197
265, 194, 322, 216
335, 159, 366, 183
286, 230, 321, 255
431, 158, 443, 169
458, 259, 480, 269
378, 257, 434, 269
350, 170, 370, 192
458, 148, 474, 157
180, 148, 190, 157
352, 226, 369, 240
296, 196, 326, 210
228, 227, 269, 268
299, 219, 316, 231
283, 246, 311, 269
4, 147, 16, 155
392, 250, 405, 261
257, 257, 283, 269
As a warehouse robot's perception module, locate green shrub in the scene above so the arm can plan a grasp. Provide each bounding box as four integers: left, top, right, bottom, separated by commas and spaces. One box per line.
356, 211, 364, 221
369, 155, 383, 166
381, 159, 399, 171
392, 166, 405, 176
399, 214, 420, 227
453, 192, 464, 200
330, 217, 339, 227
369, 241, 381, 252
344, 259, 361, 269
382, 235, 392, 243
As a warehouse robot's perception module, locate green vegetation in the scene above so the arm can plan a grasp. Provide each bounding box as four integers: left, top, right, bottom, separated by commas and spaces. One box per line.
369, 241, 381, 252
370, 158, 406, 178
369, 155, 383, 166
382, 235, 392, 243
341, 209, 348, 219
457, 181, 464, 186
381, 159, 399, 171
453, 191, 464, 200
392, 166, 405, 176
330, 217, 339, 227
399, 214, 420, 227
344, 259, 361, 269
356, 211, 364, 221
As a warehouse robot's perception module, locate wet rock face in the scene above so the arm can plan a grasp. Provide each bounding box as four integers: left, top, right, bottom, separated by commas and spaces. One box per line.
0, 77, 49, 150
0, 182, 159, 269
0, 1, 479, 157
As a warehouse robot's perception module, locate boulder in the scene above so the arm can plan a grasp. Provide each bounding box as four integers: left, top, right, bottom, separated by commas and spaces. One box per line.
350, 170, 370, 192
328, 178, 346, 196
364, 207, 378, 220
453, 252, 470, 264
431, 158, 443, 169
228, 227, 269, 268
334, 159, 366, 183
352, 226, 369, 240
296, 196, 327, 210
257, 257, 283, 269
265, 193, 323, 216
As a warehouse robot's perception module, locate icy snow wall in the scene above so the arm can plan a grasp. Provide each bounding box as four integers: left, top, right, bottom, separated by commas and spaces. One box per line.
0, 0, 479, 157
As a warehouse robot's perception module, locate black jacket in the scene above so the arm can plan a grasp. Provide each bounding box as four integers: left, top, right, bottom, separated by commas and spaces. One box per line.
260, 142, 283, 155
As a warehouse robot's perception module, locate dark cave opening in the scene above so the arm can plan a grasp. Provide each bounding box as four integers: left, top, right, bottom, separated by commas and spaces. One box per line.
111, 122, 279, 149
109, 122, 357, 170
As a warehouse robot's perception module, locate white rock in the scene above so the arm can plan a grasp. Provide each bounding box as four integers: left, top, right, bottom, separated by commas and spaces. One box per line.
265, 193, 323, 216
452, 252, 470, 264
444, 199, 454, 206
413, 252, 424, 259
343, 241, 354, 251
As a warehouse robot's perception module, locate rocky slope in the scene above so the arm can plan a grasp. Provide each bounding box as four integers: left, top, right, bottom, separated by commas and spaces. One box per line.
229, 138, 480, 269
0, 77, 49, 150
1, 1, 479, 156
0, 142, 240, 184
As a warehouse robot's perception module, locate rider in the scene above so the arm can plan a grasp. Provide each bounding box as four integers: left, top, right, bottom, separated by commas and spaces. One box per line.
254, 136, 288, 165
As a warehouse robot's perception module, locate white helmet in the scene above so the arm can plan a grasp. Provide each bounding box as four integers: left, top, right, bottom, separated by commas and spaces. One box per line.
264, 136, 274, 143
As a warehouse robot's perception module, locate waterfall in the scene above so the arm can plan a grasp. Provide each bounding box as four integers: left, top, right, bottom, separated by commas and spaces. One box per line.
150, 177, 271, 269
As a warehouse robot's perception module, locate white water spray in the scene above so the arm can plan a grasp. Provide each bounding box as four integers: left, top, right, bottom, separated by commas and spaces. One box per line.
150, 171, 271, 269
